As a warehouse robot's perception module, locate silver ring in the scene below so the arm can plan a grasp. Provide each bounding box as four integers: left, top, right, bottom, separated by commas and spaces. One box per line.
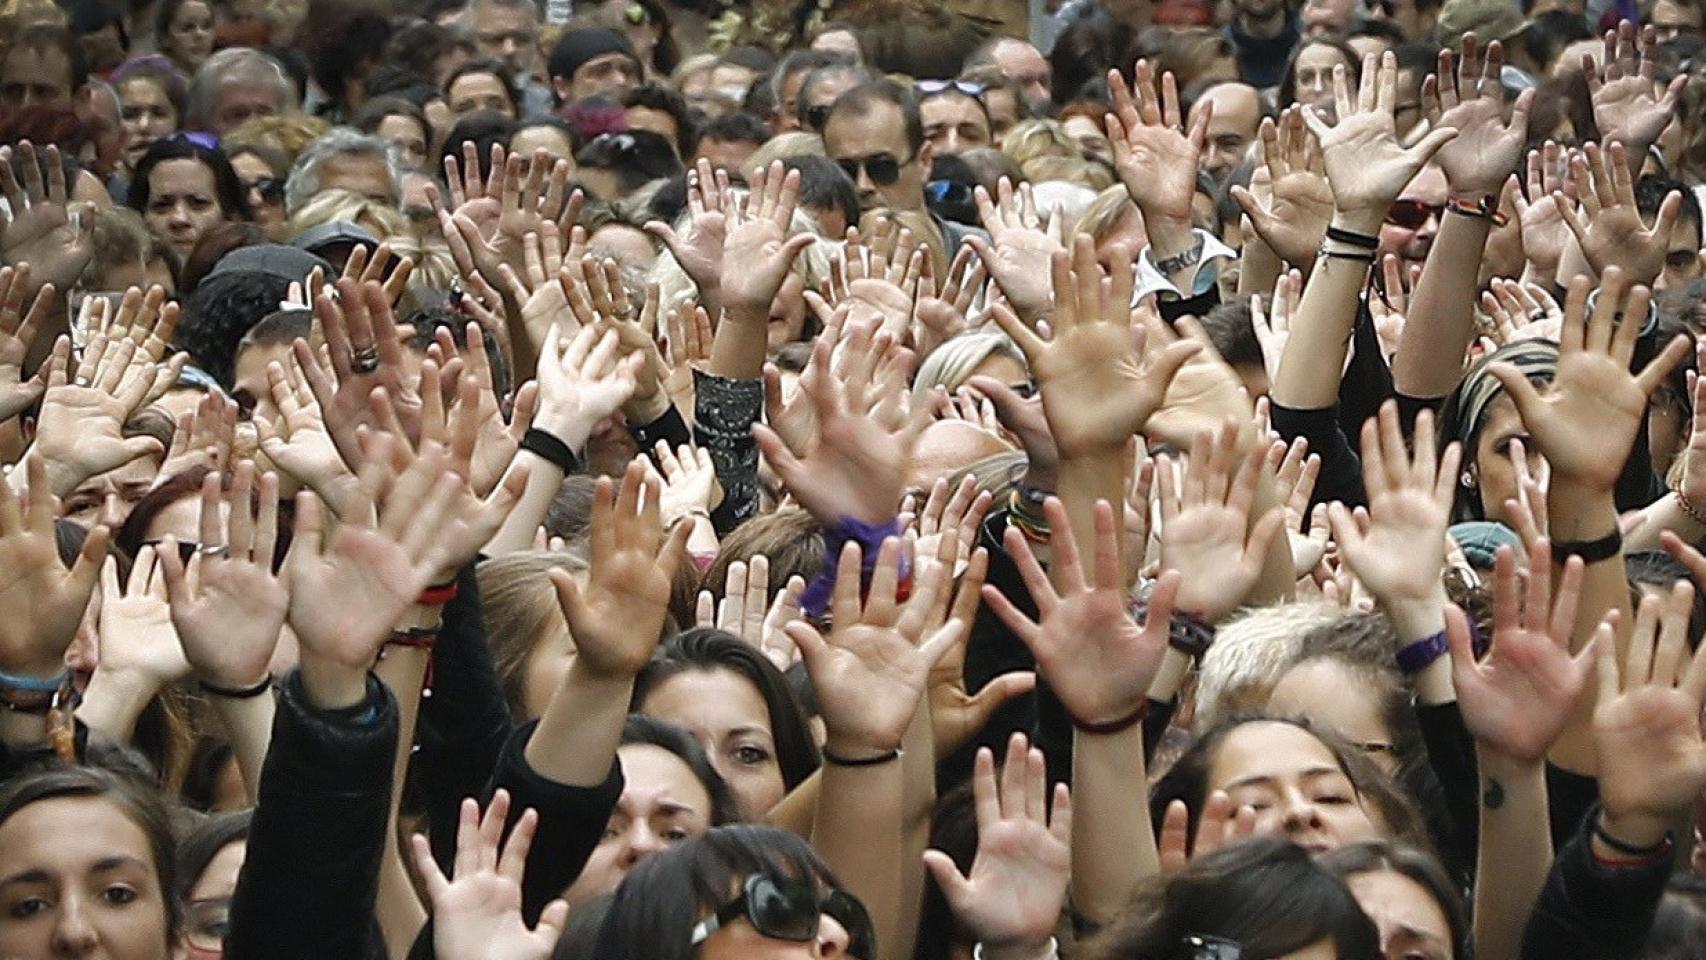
74, 376, 89, 386
1529, 309, 1546, 320
351, 346, 380, 374
197, 543, 229, 558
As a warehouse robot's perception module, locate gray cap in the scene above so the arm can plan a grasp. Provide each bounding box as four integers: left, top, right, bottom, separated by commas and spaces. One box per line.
206, 244, 333, 284
290, 221, 380, 256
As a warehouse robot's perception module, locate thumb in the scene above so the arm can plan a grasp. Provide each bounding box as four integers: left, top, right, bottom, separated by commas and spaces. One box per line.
963, 671, 1038, 726
921, 849, 972, 903
535, 899, 571, 940
643, 220, 682, 253
1410, 125, 1460, 165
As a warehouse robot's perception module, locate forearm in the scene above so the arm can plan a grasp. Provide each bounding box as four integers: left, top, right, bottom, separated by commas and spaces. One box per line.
764, 768, 820, 836
1142, 213, 1207, 295
1237, 235, 1285, 298
1272, 239, 1367, 409
1383, 591, 1455, 705
1548, 479, 1627, 774
373, 643, 430, 960
1055, 454, 1126, 590
1474, 749, 1553, 960
211, 692, 275, 805
1393, 212, 1493, 397
75, 670, 159, 745
484, 450, 565, 556
1247, 472, 1296, 609
812, 760, 905, 959
524, 659, 632, 787
708, 310, 767, 380
1621, 492, 1706, 554
1069, 723, 1155, 925
894, 699, 937, 960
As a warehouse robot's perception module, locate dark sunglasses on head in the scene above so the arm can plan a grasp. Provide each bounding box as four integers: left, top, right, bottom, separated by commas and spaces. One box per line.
837, 152, 907, 187
1385, 198, 1443, 230
805, 103, 833, 131
247, 177, 284, 203
916, 79, 986, 98
1182, 934, 1245, 960
690, 874, 875, 958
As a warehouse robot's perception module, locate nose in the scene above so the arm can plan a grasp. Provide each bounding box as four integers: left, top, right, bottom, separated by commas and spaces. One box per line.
855, 165, 876, 193
1280, 793, 1324, 836
1415, 212, 1440, 242
53, 894, 99, 956
816, 913, 851, 957
621, 822, 666, 866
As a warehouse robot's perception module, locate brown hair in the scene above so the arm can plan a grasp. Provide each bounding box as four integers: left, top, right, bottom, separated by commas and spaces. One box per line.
476, 550, 587, 719
702, 507, 824, 601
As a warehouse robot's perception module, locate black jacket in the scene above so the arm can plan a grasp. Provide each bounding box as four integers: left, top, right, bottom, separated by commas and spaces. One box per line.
1521, 806, 1673, 960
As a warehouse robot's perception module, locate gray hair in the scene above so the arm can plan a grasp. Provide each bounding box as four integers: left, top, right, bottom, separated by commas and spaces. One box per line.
283, 127, 403, 215
185, 48, 296, 131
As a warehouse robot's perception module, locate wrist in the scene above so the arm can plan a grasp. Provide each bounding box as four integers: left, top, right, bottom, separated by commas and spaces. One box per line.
1329, 209, 1387, 236
297, 655, 370, 711
1476, 742, 1543, 777
1596, 809, 1672, 853
623, 388, 670, 426
528, 413, 593, 454
1382, 591, 1448, 642
1142, 216, 1196, 259
978, 937, 1059, 960
824, 732, 903, 758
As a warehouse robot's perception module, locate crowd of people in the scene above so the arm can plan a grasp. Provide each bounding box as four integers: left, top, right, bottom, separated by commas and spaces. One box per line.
0, 0, 1705, 957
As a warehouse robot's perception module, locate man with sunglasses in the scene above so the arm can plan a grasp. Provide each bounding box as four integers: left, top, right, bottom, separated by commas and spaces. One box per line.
1379, 164, 1447, 269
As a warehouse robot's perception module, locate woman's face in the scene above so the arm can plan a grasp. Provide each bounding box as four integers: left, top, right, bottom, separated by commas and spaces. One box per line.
376, 115, 429, 171
184, 840, 245, 959
118, 79, 178, 168
1471, 394, 1542, 524
968, 350, 1027, 388
0, 796, 173, 960
1095, 206, 1148, 272
146, 492, 223, 547
697, 878, 852, 959
1267, 659, 1399, 775
562, 744, 713, 904
1292, 44, 1348, 118
144, 158, 225, 257
1206, 721, 1381, 853
1062, 115, 1111, 165
510, 124, 578, 163
229, 152, 284, 241
1345, 869, 1454, 960
165, 1, 216, 71
640, 667, 787, 819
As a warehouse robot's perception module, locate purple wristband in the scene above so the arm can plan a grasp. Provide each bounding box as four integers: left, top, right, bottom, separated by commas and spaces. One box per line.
799, 516, 908, 618
1396, 630, 1449, 675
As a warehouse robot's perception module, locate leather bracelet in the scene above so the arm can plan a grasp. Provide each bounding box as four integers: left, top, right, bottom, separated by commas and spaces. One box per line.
1593, 817, 1672, 859
1324, 225, 1379, 249
520, 427, 581, 474
1167, 612, 1216, 660
1395, 630, 1449, 675
417, 580, 459, 606
199, 675, 273, 699
821, 747, 902, 766
1067, 699, 1149, 735
1553, 528, 1623, 564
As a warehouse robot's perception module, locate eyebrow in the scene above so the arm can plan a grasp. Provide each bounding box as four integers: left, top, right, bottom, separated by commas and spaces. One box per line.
0, 857, 145, 888
1223, 765, 1345, 792
725, 726, 772, 740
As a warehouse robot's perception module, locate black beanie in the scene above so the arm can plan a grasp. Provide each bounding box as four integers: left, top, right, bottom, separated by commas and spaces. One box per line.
547, 27, 639, 84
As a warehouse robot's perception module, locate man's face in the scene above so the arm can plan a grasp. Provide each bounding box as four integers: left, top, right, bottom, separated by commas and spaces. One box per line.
775, 67, 813, 132
562, 53, 640, 104
1193, 83, 1260, 183
1658, 214, 1704, 291
920, 93, 990, 156
78, 86, 127, 179
992, 40, 1051, 109
473, 1, 540, 77
318, 153, 395, 206
210, 85, 282, 134
448, 71, 514, 118
1393, 68, 1424, 137
800, 71, 861, 131
1652, 0, 1705, 42
1387, 0, 1436, 40
0, 45, 73, 109
626, 106, 679, 154
1378, 165, 1448, 265
1302, 0, 1356, 34
824, 101, 929, 213
693, 136, 757, 173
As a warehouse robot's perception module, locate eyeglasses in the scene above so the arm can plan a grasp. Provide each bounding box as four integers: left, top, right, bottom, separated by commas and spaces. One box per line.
1385, 198, 1443, 230
1182, 934, 1245, 960
185, 897, 231, 951
836, 151, 911, 187
690, 874, 875, 958
916, 79, 986, 99
805, 103, 834, 131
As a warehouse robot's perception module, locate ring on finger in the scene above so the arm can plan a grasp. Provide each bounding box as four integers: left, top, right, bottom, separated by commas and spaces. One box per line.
351, 346, 381, 374
197, 543, 230, 558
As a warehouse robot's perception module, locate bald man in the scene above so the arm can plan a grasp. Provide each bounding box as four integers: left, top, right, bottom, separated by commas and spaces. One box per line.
1190, 82, 1263, 184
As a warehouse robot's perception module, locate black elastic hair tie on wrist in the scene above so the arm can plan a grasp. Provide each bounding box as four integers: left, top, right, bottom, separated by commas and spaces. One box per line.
521, 427, 581, 474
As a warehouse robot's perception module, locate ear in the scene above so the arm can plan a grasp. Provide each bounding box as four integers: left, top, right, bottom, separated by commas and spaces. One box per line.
551, 75, 572, 104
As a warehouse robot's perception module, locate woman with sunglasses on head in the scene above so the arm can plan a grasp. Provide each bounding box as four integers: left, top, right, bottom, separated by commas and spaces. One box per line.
222, 143, 289, 242
125, 136, 253, 260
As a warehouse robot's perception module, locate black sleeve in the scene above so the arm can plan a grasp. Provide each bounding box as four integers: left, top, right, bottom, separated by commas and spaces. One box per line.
629, 402, 693, 463
1157, 286, 1221, 324
1520, 807, 1673, 960
225, 671, 396, 960
1269, 401, 1366, 509
1546, 765, 1600, 857
692, 370, 763, 535
412, 563, 512, 872
1334, 306, 1395, 445
488, 720, 625, 924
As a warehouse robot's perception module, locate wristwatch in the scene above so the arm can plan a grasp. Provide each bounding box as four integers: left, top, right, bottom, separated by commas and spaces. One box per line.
1152, 234, 1206, 277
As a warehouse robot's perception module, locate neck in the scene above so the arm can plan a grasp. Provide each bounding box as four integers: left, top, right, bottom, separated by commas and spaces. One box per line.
1238, 8, 1287, 37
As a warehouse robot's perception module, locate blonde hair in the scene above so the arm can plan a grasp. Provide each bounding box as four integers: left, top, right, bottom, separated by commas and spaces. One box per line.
224, 112, 332, 168
1194, 601, 1347, 731
286, 187, 410, 242
911, 331, 1024, 402
741, 132, 825, 183
1078, 184, 1138, 245
383, 232, 458, 316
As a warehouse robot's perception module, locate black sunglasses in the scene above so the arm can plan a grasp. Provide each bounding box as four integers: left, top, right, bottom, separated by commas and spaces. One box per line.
689, 874, 875, 957
1385, 198, 1443, 230
247, 177, 284, 204
836, 152, 909, 187
1182, 934, 1245, 960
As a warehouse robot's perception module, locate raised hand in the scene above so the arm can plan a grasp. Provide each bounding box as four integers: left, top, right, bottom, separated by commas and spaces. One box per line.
983, 497, 1177, 726
0, 142, 93, 287
533, 323, 638, 453
912, 245, 984, 357
825, 219, 922, 337
93, 546, 189, 690
31, 334, 164, 496
1481, 276, 1562, 345
1593, 576, 1706, 848
425, 322, 530, 497
255, 358, 358, 512
924, 545, 1036, 756
1106, 61, 1207, 230
752, 327, 932, 525
158, 465, 286, 692
967, 375, 1057, 490
988, 235, 1200, 459
1423, 37, 1532, 198
967, 178, 1063, 324
1447, 540, 1593, 763
1157, 791, 1256, 873
284, 437, 467, 708
1489, 268, 1690, 492
786, 537, 964, 756
922, 734, 1070, 956
645, 158, 730, 312
1586, 21, 1686, 163
298, 277, 421, 468
1558, 141, 1679, 286
1251, 268, 1301, 387
0, 265, 50, 421
1157, 420, 1285, 622
550, 460, 691, 680
650, 441, 717, 526
1231, 108, 1333, 269
719, 161, 815, 322
1513, 141, 1573, 281
411, 791, 567, 960
157, 388, 238, 485
0, 459, 107, 677
1328, 404, 1461, 611
1305, 51, 1459, 225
